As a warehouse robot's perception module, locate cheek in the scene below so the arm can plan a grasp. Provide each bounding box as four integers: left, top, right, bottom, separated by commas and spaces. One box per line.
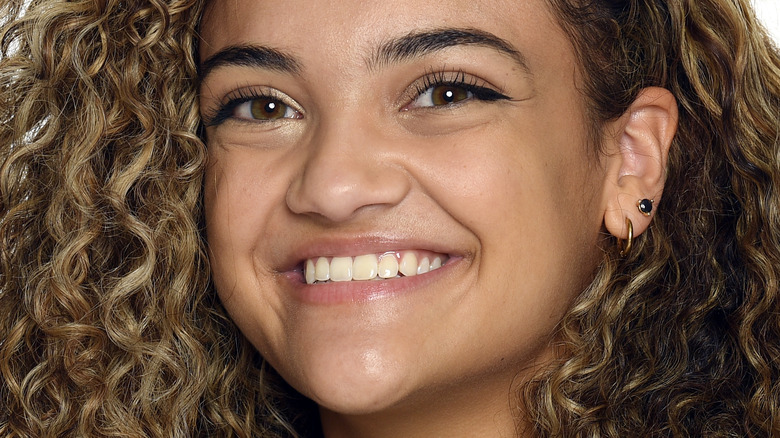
420, 111, 603, 243
204, 146, 289, 252
414, 109, 604, 334
203, 148, 283, 302
204, 156, 259, 263
203, 148, 294, 359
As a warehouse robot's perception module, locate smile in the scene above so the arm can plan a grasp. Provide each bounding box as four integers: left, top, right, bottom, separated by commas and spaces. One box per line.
304, 250, 448, 284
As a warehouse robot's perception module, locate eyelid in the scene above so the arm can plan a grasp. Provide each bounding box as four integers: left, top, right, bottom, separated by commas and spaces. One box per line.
203, 85, 303, 126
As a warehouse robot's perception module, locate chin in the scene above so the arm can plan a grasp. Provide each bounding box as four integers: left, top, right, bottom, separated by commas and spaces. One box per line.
282, 344, 415, 415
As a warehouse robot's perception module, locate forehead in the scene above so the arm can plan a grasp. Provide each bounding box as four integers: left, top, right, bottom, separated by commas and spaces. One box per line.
199, 0, 560, 66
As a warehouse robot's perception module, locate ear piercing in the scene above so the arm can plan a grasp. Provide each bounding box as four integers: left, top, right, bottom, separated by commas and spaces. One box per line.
637, 198, 653, 216
618, 199, 653, 256
618, 217, 633, 256
619, 199, 652, 256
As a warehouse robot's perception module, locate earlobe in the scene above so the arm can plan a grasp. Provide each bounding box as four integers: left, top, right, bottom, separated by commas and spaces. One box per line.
602, 87, 678, 241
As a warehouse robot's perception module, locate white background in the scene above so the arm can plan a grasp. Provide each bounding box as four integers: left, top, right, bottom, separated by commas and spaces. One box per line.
755, 0, 780, 42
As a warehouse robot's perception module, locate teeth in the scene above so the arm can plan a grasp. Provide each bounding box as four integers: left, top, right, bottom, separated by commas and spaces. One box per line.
330, 257, 353, 282
378, 254, 399, 279
417, 257, 430, 275
352, 254, 378, 280
399, 252, 418, 277
303, 251, 448, 284
315, 257, 330, 282
305, 259, 316, 284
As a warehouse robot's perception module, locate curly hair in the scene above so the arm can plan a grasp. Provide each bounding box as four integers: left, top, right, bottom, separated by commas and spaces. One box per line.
1, 0, 778, 437
0, 0, 311, 436
522, 0, 780, 436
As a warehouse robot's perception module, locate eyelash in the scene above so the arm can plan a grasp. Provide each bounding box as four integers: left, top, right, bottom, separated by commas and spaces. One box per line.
408, 70, 511, 107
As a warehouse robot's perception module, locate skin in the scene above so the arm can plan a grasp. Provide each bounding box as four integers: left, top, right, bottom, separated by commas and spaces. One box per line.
199, 0, 677, 436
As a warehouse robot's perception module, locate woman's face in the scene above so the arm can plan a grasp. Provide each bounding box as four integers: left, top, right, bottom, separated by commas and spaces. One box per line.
200, 0, 607, 419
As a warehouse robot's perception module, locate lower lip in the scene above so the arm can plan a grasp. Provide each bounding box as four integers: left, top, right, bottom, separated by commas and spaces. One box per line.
280, 257, 461, 305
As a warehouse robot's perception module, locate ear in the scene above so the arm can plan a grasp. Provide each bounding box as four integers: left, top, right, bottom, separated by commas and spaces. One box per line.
602, 87, 678, 240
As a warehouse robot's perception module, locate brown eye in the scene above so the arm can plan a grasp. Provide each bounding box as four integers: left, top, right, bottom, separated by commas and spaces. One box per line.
430, 85, 470, 106
410, 83, 475, 108
250, 97, 290, 120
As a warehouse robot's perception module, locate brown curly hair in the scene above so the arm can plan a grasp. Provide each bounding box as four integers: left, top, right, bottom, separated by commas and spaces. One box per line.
523, 0, 780, 436
0, 0, 308, 436
0, 0, 778, 436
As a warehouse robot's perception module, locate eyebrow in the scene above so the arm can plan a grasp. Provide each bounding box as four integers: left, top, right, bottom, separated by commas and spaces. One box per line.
199, 45, 302, 81
369, 28, 529, 72
198, 27, 529, 82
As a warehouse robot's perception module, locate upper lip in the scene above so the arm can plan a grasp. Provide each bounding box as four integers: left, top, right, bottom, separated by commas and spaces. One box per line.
274, 232, 463, 273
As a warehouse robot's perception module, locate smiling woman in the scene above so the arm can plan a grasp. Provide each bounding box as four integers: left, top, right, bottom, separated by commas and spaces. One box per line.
1, 0, 779, 437
200, 2, 615, 435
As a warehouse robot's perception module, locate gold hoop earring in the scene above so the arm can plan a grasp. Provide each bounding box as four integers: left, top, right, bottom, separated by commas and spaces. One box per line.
618, 217, 633, 256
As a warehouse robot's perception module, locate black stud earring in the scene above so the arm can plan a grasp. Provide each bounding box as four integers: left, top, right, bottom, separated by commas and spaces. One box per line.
637, 198, 653, 216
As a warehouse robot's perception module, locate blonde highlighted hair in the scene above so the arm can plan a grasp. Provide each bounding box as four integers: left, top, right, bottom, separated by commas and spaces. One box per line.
1, 0, 779, 436
0, 0, 305, 435
524, 0, 780, 435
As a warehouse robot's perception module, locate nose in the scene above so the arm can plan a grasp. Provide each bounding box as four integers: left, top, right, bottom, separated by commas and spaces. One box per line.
286, 116, 410, 223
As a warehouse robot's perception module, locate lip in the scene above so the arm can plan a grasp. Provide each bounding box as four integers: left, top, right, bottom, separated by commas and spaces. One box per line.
273, 234, 466, 304
280, 255, 463, 304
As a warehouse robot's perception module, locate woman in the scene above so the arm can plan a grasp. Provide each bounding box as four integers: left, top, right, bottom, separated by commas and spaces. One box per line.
1, 0, 779, 436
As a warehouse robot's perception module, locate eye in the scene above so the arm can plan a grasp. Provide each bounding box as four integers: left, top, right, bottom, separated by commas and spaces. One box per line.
234, 97, 300, 121
203, 87, 304, 127
413, 84, 472, 107
404, 71, 511, 111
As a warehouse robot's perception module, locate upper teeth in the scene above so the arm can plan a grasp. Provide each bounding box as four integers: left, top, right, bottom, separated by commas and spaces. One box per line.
304, 251, 447, 284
